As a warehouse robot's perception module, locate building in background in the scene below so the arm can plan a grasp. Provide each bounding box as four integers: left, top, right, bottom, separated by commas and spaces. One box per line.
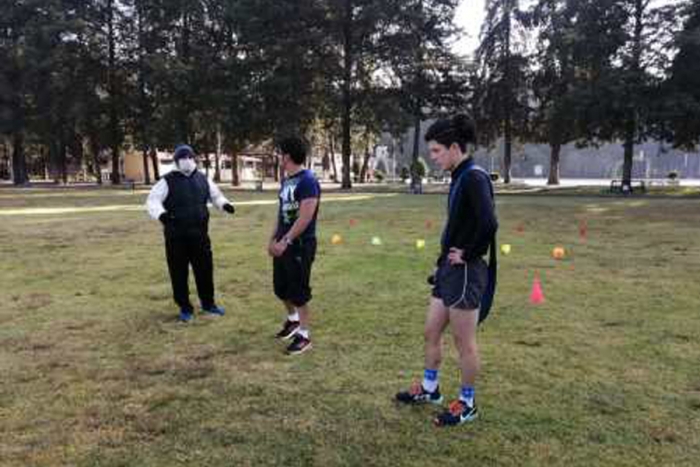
121, 146, 280, 184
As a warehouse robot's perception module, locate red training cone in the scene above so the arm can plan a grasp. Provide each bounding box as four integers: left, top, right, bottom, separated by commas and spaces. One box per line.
530, 274, 545, 305
579, 220, 587, 241
516, 223, 525, 234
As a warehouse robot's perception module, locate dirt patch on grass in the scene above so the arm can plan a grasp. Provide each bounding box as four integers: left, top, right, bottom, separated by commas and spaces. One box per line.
648, 426, 681, 444
12, 292, 53, 311
126, 347, 217, 384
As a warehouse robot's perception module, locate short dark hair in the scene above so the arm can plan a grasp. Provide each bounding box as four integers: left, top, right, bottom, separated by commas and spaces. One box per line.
277, 137, 307, 165
424, 114, 477, 152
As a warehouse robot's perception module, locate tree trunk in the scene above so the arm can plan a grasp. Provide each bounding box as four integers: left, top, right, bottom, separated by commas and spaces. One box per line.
149, 147, 160, 180
411, 115, 421, 188
179, 11, 192, 141
1, 139, 9, 181
503, 4, 513, 184
90, 137, 102, 185
359, 151, 370, 183
621, 0, 644, 190
59, 139, 68, 184
503, 136, 512, 184
142, 148, 151, 185
107, 0, 121, 185
110, 145, 120, 185
214, 128, 222, 182
340, 0, 353, 189
622, 119, 635, 188
329, 132, 338, 182
41, 146, 49, 180
359, 134, 372, 183
49, 141, 60, 183
72, 131, 84, 181
322, 151, 330, 173
389, 136, 397, 180
231, 152, 239, 186
11, 132, 28, 186
547, 142, 561, 185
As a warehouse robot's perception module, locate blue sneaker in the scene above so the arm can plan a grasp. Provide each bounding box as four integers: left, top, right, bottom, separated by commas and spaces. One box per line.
179, 308, 194, 323
201, 304, 225, 317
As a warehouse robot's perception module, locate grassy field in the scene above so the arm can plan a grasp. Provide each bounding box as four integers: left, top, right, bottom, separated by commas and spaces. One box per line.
1, 187, 699, 466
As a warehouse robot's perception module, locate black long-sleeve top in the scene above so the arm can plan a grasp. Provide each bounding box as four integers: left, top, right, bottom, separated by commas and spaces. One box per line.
439, 158, 498, 263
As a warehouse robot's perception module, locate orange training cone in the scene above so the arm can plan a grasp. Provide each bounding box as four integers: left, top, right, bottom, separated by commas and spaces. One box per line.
552, 246, 566, 260
530, 274, 545, 305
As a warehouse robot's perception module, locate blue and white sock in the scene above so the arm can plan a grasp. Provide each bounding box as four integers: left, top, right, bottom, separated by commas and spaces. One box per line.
288, 311, 300, 322
297, 328, 309, 339
459, 386, 475, 407
422, 369, 439, 393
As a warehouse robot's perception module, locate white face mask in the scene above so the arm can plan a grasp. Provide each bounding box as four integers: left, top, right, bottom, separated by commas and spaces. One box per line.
178, 158, 197, 175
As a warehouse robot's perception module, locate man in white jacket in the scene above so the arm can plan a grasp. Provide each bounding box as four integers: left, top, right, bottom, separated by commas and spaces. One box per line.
146, 144, 235, 323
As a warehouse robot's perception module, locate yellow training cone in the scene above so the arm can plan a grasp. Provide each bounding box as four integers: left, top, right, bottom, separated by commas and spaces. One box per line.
552, 246, 566, 260
501, 244, 511, 255
331, 234, 343, 245
416, 239, 426, 249
371, 236, 383, 246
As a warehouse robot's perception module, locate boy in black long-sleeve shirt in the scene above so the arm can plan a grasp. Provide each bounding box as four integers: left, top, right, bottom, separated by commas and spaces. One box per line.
396, 114, 498, 427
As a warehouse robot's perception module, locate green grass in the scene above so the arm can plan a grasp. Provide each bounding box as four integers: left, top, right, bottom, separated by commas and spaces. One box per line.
1, 188, 699, 466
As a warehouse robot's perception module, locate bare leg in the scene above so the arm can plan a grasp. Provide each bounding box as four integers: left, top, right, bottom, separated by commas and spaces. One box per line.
283, 300, 296, 317
424, 297, 450, 370
449, 307, 480, 387
296, 303, 311, 331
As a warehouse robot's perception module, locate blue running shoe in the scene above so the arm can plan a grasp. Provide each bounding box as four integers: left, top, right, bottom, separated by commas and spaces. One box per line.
179, 308, 194, 323
201, 305, 225, 317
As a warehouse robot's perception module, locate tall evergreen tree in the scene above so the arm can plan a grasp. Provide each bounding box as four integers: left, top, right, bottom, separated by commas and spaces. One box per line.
382, 0, 469, 188
665, 0, 700, 150
475, 0, 531, 183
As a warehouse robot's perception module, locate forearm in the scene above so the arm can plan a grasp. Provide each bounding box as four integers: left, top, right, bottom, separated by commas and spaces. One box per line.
146, 179, 168, 220
208, 180, 232, 210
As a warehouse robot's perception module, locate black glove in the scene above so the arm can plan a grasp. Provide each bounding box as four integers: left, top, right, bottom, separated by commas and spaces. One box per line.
427, 274, 436, 286
159, 212, 168, 226
223, 203, 235, 215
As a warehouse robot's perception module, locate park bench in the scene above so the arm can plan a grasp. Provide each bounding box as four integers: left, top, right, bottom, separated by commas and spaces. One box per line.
610, 179, 646, 194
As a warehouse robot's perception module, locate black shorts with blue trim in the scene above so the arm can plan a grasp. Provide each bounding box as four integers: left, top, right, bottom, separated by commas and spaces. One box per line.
273, 238, 317, 307
431, 257, 488, 310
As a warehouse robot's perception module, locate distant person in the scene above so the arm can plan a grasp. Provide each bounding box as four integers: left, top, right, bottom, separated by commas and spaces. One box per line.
395, 114, 498, 427
146, 144, 235, 323
268, 137, 321, 355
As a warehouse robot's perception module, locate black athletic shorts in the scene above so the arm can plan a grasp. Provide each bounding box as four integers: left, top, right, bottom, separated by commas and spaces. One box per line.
431, 257, 488, 310
273, 238, 317, 307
